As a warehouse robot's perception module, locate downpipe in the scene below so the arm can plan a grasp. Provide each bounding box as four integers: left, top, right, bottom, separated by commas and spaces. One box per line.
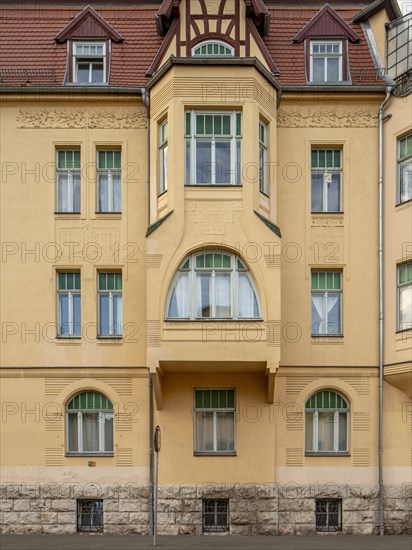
149, 375, 154, 535
378, 86, 392, 536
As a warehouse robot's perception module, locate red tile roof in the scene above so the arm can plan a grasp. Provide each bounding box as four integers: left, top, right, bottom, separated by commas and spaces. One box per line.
0, 3, 383, 88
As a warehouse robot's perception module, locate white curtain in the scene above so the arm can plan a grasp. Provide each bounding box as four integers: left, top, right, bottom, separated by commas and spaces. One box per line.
238, 272, 258, 318
400, 285, 412, 328
82, 412, 99, 452
196, 412, 214, 452
98, 172, 108, 212
113, 294, 122, 335
196, 273, 212, 317
168, 273, 189, 318
312, 294, 339, 334
215, 273, 231, 317
216, 412, 235, 451
317, 412, 334, 451
112, 172, 121, 212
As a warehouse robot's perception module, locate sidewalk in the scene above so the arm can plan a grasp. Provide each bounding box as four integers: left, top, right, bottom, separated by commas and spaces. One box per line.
1, 535, 411, 550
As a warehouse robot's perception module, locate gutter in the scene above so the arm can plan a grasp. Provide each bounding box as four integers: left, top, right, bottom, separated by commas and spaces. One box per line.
282, 85, 387, 93
378, 86, 393, 536
0, 85, 145, 94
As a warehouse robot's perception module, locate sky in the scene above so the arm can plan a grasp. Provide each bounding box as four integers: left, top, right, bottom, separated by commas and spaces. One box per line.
398, 0, 412, 14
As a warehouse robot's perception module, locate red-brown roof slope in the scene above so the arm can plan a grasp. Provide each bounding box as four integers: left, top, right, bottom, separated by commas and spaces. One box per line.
0, 5, 162, 86
264, 5, 383, 85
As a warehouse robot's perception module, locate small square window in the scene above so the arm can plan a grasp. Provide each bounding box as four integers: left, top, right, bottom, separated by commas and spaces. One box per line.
77, 500, 103, 532
316, 498, 342, 532
202, 499, 229, 532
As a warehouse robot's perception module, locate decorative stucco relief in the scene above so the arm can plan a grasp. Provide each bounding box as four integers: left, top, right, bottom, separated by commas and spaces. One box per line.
277, 106, 379, 128
17, 106, 147, 129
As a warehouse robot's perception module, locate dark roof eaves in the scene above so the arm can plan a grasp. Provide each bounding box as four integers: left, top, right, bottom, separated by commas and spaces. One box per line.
352, 0, 402, 23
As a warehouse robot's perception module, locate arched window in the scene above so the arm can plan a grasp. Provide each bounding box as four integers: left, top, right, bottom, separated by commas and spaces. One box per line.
67, 391, 114, 455
192, 40, 234, 57
167, 252, 260, 320
305, 390, 349, 454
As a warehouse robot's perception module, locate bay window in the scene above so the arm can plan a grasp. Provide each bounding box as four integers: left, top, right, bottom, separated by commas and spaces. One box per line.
185, 111, 241, 185
67, 391, 113, 455
194, 389, 236, 455
311, 271, 342, 335
305, 390, 349, 454
166, 252, 260, 320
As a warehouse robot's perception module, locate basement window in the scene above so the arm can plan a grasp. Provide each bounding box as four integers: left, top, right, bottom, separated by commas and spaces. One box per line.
77, 499, 103, 532
316, 498, 342, 532
202, 499, 229, 532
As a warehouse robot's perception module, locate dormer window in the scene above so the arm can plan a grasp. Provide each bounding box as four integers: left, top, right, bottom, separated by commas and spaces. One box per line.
192, 41, 234, 57
73, 41, 106, 84
310, 41, 342, 82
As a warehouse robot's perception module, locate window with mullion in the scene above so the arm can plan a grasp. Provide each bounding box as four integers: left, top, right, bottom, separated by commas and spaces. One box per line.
194, 389, 236, 454
185, 112, 241, 185
98, 272, 122, 337
310, 41, 343, 82
305, 390, 349, 454
398, 262, 412, 331
311, 149, 342, 212
159, 120, 168, 194
259, 121, 268, 194
311, 271, 342, 335
73, 41, 106, 84
97, 150, 121, 212
398, 134, 412, 204
56, 149, 81, 213
57, 272, 81, 337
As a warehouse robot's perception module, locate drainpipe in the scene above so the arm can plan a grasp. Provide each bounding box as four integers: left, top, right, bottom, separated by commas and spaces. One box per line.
378, 86, 392, 536
149, 375, 154, 534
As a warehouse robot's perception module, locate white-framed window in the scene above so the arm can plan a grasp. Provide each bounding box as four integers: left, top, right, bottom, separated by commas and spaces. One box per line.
56, 149, 80, 213
97, 150, 121, 212
311, 149, 342, 212
159, 119, 168, 194
185, 111, 241, 185
310, 40, 343, 82
202, 499, 229, 532
398, 262, 412, 331
398, 134, 412, 204
67, 391, 114, 455
311, 271, 342, 335
192, 41, 234, 56
194, 389, 236, 455
259, 121, 268, 194
316, 499, 342, 532
166, 252, 260, 320
98, 272, 122, 337
305, 390, 349, 454
73, 41, 106, 84
57, 272, 81, 337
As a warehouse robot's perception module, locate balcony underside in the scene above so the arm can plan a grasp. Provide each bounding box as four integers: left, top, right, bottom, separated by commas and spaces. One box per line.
384, 363, 412, 398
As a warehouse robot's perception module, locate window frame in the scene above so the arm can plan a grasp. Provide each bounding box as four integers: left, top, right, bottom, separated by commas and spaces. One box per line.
311, 271, 343, 336
166, 252, 261, 321
311, 148, 342, 213
57, 272, 81, 338
305, 390, 349, 455
55, 148, 81, 213
202, 499, 229, 532
192, 40, 234, 57
310, 40, 343, 83
77, 499, 104, 532
397, 262, 412, 331
96, 149, 122, 213
159, 119, 168, 194
259, 120, 268, 194
316, 498, 342, 532
185, 111, 242, 186
194, 388, 236, 456
66, 392, 114, 456
73, 41, 107, 84
97, 272, 123, 338
397, 133, 412, 204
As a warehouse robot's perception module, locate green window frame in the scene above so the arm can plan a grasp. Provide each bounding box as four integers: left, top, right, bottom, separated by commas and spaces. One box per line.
57, 272, 81, 337
192, 41, 234, 57
311, 271, 342, 335
398, 134, 412, 204
398, 262, 412, 331
97, 150, 121, 213
194, 389, 236, 455
56, 149, 81, 213
311, 149, 342, 212
98, 272, 122, 337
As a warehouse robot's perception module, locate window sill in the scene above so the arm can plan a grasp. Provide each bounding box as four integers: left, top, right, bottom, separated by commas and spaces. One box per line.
96, 336, 123, 341
194, 452, 236, 456
185, 184, 242, 188
311, 211, 343, 215
165, 318, 263, 322
95, 211, 122, 215
305, 452, 350, 457
66, 453, 114, 457
56, 336, 82, 341
395, 198, 412, 207
311, 334, 343, 338
395, 328, 412, 334
54, 212, 81, 215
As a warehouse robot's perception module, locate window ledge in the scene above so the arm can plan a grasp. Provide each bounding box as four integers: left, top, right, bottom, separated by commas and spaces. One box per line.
54, 212, 81, 216
165, 318, 263, 323
56, 336, 82, 341
194, 452, 236, 457
185, 184, 242, 188
311, 334, 343, 338
95, 212, 122, 216
395, 198, 412, 207
96, 336, 123, 341
395, 328, 412, 334
311, 211, 343, 215
305, 452, 350, 457
66, 453, 114, 457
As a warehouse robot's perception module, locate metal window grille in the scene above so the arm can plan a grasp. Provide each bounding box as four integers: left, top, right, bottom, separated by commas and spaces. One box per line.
202, 499, 229, 532
315, 498, 342, 532
77, 499, 103, 532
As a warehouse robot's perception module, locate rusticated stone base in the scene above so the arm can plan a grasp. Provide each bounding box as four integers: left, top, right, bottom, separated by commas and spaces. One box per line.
0, 483, 410, 535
